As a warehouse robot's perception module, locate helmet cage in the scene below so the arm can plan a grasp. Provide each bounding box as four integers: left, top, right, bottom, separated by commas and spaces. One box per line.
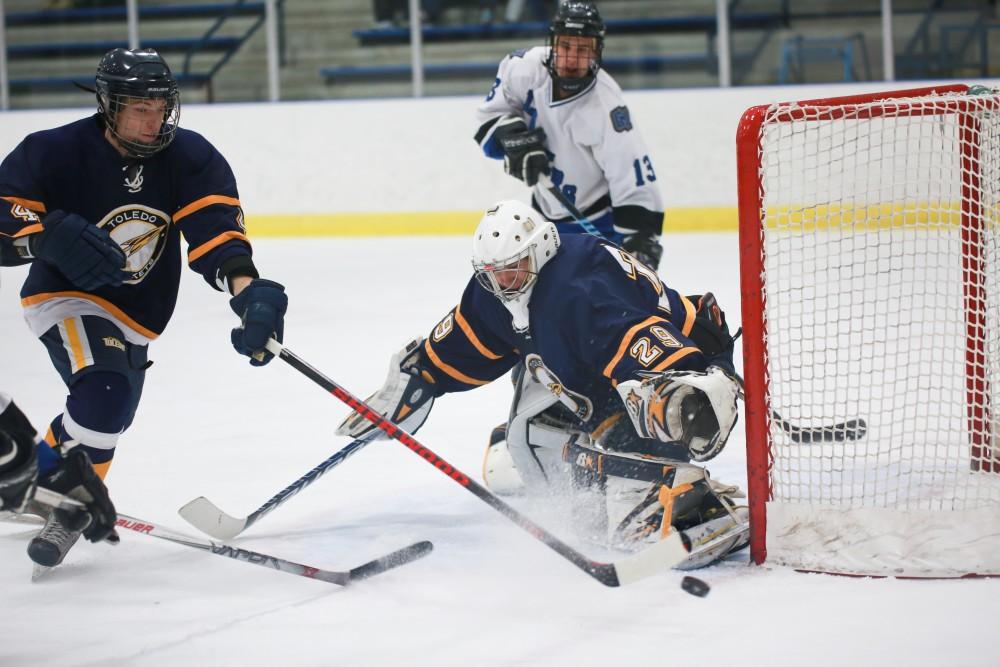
95, 49, 180, 159
473, 246, 539, 302
98, 88, 180, 159
545, 2, 606, 93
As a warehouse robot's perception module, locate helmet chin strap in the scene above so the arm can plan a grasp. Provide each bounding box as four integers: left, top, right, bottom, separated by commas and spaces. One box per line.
554, 70, 594, 94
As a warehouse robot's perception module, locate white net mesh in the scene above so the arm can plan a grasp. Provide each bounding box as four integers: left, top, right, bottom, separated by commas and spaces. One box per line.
752, 90, 1000, 575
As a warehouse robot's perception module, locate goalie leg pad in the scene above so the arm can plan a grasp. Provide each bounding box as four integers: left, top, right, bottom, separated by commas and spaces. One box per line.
502, 368, 577, 491
674, 507, 750, 570
568, 439, 748, 567
482, 424, 525, 495
617, 366, 739, 462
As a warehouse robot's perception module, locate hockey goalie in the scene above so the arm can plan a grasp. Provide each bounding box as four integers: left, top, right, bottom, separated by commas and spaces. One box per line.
338, 200, 748, 569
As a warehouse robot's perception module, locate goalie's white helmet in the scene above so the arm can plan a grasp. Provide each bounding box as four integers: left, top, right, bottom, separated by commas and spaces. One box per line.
472, 200, 560, 302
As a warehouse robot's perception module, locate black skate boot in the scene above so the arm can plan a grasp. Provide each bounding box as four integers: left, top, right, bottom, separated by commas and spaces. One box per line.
28, 510, 83, 568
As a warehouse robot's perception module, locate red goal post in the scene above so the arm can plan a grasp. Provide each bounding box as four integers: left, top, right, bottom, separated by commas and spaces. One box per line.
736, 85, 1000, 577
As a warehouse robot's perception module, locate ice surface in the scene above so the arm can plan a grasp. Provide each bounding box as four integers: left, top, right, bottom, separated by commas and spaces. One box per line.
1, 235, 997, 666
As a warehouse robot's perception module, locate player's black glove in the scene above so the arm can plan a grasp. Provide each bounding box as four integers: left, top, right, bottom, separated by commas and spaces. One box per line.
493, 117, 551, 186
39, 449, 118, 544
0, 431, 37, 512
0, 400, 38, 511
621, 232, 663, 270
230, 278, 288, 366
31, 210, 127, 291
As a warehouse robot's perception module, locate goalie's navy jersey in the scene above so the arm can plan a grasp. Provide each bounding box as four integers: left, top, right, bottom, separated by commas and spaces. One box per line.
421, 234, 708, 427
0, 114, 251, 342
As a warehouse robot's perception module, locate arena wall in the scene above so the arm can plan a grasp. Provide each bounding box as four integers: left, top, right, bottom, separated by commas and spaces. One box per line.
3, 79, 994, 236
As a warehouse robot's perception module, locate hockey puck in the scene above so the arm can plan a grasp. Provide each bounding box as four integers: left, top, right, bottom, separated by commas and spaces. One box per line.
681, 575, 710, 597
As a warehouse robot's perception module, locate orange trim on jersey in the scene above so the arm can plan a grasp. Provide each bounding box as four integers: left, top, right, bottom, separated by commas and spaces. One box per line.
92, 460, 112, 480
43, 426, 58, 447
680, 295, 696, 336
650, 347, 700, 373
187, 231, 250, 264
11, 223, 43, 238
423, 339, 490, 387
173, 194, 241, 223
21, 291, 160, 340
63, 317, 87, 371
454, 304, 503, 360
1, 196, 46, 213
602, 316, 668, 379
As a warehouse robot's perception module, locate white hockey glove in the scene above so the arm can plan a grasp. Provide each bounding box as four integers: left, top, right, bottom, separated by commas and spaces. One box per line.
336, 338, 437, 440
616, 366, 740, 462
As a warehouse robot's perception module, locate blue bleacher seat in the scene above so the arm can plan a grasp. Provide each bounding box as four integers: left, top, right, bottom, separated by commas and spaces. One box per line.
321, 54, 713, 83
10, 72, 210, 92
4, 3, 265, 27
6, 37, 243, 61
352, 13, 782, 46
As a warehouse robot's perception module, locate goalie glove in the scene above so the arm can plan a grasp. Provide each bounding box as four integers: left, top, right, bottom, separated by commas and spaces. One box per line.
336, 338, 438, 440
616, 366, 739, 462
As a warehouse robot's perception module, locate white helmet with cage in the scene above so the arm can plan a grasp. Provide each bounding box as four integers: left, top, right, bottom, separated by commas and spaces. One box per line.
472, 201, 560, 329
472, 200, 560, 331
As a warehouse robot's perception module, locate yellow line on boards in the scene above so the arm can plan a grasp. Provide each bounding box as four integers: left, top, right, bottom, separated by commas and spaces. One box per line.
243, 208, 740, 238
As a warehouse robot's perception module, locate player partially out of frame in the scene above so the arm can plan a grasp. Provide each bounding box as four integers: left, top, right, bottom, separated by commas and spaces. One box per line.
338, 201, 748, 569
0, 48, 289, 571
474, 1, 666, 270
0, 392, 117, 545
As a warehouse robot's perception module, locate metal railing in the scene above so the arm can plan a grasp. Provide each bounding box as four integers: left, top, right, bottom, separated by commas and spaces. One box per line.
0, 0, 284, 110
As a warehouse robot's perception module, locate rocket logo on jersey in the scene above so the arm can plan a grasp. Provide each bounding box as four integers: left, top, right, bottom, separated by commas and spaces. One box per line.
98, 204, 170, 284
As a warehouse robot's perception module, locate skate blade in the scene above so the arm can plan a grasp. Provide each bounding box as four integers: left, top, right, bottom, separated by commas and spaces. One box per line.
31, 563, 54, 582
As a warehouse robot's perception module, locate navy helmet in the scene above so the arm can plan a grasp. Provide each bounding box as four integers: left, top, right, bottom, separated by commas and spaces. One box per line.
545, 2, 606, 93
95, 48, 180, 159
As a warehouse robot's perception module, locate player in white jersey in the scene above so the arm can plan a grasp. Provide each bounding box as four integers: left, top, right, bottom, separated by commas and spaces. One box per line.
474, 1, 665, 269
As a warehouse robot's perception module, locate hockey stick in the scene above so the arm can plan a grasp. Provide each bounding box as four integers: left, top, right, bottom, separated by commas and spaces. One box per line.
539, 174, 605, 238
29, 489, 432, 585
734, 375, 867, 443
115, 511, 432, 586
264, 338, 688, 587
179, 430, 382, 540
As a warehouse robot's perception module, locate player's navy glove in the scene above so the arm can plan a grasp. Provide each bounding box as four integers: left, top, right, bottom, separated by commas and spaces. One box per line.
0, 400, 39, 511
31, 210, 127, 291
493, 117, 551, 187
39, 449, 118, 544
621, 232, 663, 270
230, 278, 287, 366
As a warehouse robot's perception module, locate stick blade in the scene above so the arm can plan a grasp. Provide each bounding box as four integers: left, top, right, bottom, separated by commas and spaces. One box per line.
347, 540, 434, 583
611, 531, 689, 587
178, 496, 248, 540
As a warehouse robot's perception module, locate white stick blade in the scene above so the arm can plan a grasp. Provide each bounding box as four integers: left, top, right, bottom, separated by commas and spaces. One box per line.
612, 531, 689, 586
178, 496, 248, 540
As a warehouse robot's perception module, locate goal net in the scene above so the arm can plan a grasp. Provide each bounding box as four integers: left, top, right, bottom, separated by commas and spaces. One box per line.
736, 85, 1000, 577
